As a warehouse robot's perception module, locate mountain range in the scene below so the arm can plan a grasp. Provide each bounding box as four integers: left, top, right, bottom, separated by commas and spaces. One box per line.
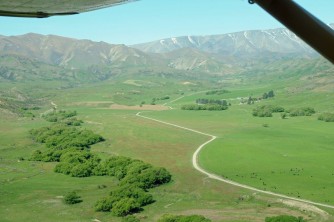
0, 25, 333, 81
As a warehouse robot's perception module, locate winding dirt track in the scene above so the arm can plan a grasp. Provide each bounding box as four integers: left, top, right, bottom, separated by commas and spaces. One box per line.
136, 111, 334, 210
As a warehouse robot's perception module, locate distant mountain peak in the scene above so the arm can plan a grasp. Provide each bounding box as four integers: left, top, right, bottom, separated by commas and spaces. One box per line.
132, 27, 319, 57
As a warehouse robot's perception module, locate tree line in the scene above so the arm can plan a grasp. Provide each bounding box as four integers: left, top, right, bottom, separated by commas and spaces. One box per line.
196, 98, 228, 106
205, 89, 230, 95
182, 104, 228, 111
252, 105, 316, 118
182, 98, 230, 111
241, 90, 275, 105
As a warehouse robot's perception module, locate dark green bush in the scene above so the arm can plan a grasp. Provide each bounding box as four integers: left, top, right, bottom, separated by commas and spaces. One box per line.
95, 186, 153, 216
253, 105, 284, 117
94, 196, 115, 212
42, 110, 77, 122
120, 166, 171, 189
63, 191, 82, 205
288, 107, 315, 117
318, 113, 334, 122
54, 151, 101, 177
112, 197, 140, 217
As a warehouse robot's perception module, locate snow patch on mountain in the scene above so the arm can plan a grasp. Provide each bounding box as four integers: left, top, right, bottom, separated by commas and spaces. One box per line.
171, 37, 178, 45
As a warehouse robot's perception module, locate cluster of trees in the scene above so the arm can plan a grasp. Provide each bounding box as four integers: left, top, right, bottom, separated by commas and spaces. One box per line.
262, 90, 275, 99
265, 215, 306, 222
42, 110, 78, 123
288, 107, 316, 117
252, 105, 285, 117
94, 156, 171, 216
206, 89, 230, 95
241, 90, 275, 105
182, 104, 228, 111
158, 214, 211, 222
318, 112, 334, 122
253, 105, 316, 118
196, 98, 228, 106
29, 124, 104, 162
54, 151, 101, 177
29, 110, 171, 217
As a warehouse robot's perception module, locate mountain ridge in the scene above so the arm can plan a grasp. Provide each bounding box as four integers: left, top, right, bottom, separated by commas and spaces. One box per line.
132, 28, 317, 57
1, 25, 332, 81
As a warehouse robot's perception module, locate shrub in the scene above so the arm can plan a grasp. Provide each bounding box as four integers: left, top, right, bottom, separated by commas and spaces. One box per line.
120, 166, 171, 189
63, 191, 82, 205
288, 107, 315, 117
94, 196, 115, 212
94, 156, 133, 177
95, 183, 154, 214
42, 110, 77, 122
318, 113, 334, 122
253, 106, 273, 117
29, 150, 44, 161
253, 105, 284, 117
112, 198, 140, 217
54, 151, 101, 177
110, 184, 154, 207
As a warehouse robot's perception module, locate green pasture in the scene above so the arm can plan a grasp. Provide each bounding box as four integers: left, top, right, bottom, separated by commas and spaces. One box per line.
1, 103, 319, 221
1, 68, 334, 221
144, 89, 334, 206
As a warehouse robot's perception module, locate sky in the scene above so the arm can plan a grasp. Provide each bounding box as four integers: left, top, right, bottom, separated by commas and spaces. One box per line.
1, 0, 334, 45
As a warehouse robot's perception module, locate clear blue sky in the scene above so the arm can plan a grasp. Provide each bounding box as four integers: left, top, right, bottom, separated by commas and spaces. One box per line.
1, 0, 334, 45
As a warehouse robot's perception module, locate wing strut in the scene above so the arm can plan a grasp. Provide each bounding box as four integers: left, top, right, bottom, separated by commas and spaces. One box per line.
250, 0, 334, 64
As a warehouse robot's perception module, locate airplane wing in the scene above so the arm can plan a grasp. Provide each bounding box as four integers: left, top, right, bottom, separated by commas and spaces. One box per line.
0, 0, 137, 18
252, 0, 334, 64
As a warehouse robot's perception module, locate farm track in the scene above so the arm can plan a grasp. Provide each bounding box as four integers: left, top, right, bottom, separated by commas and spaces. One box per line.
136, 111, 334, 210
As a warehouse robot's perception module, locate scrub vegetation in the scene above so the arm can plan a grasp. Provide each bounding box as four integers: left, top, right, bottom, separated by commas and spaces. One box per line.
28, 110, 171, 217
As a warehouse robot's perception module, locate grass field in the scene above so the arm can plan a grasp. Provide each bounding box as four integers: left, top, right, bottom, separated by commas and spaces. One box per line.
1, 69, 334, 221
142, 86, 334, 208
